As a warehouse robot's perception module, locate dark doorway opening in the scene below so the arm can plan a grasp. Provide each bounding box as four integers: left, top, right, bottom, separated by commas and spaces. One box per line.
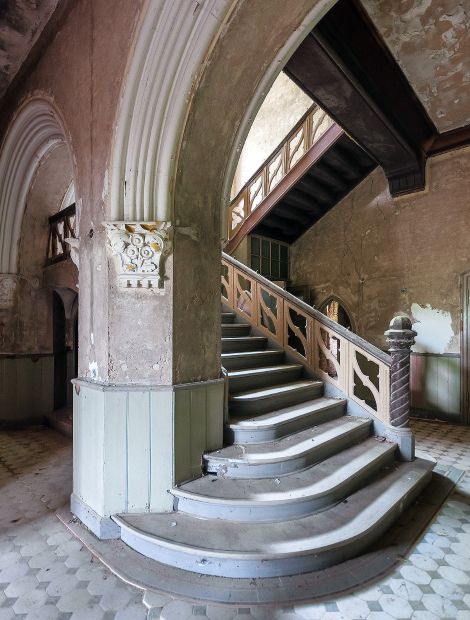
53, 292, 67, 410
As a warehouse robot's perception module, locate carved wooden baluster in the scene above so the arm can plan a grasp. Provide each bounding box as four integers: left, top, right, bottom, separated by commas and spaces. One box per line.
384, 315, 416, 429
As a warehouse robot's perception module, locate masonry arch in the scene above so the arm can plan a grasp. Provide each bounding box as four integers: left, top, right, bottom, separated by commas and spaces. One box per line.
0, 97, 76, 275
109, 0, 336, 228
0, 97, 78, 425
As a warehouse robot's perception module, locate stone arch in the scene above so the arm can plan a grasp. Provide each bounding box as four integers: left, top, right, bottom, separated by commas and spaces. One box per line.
0, 97, 74, 274
109, 0, 335, 228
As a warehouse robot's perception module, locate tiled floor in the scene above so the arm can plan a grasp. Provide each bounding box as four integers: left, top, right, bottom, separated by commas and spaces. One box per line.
0, 419, 469, 620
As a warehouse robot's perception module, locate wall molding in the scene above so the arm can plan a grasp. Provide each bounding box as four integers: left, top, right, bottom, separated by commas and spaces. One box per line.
109, 0, 234, 223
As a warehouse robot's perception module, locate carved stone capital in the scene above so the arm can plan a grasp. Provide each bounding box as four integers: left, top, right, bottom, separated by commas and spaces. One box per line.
0, 274, 18, 309
104, 221, 172, 290
384, 315, 417, 352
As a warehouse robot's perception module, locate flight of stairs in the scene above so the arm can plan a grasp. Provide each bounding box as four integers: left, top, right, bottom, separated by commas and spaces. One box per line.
113, 311, 433, 579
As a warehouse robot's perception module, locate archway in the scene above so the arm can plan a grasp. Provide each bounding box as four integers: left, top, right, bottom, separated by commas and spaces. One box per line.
0, 98, 78, 427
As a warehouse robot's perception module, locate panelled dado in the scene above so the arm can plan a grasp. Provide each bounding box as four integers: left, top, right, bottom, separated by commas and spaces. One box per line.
72, 377, 224, 539
0, 354, 54, 426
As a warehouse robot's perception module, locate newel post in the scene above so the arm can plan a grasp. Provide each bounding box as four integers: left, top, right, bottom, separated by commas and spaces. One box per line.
384, 315, 417, 460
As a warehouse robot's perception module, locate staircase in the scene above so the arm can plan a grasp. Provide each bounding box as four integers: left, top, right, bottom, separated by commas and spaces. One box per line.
226, 103, 376, 252
113, 300, 433, 579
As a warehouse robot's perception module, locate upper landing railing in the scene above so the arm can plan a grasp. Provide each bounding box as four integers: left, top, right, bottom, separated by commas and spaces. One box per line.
222, 252, 416, 431
46, 204, 77, 265
227, 104, 334, 242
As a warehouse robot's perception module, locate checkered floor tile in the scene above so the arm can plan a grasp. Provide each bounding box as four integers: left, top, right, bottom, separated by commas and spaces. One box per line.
0, 418, 469, 619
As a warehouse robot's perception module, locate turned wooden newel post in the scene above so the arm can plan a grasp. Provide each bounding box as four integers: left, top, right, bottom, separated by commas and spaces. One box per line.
385, 315, 417, 431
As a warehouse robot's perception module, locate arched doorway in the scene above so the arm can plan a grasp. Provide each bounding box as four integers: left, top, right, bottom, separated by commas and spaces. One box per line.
319, 296, 355, 332
0, 98, 78, 428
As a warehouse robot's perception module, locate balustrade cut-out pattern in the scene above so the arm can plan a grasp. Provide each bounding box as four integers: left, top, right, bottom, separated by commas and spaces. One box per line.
228, 105, 334, 239
222, 255, 391, 424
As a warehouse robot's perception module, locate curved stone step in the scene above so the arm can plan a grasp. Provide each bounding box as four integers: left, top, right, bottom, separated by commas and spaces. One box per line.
226, 396, 346, 443
222, 336, 267, 352
222, 324, 251, 337
204, 416, 372, 478
113, 458, 434, 578
228, 364, 303, 393
173, 438, 396, 520
229, 380, 323, 416
222, 349, 284, 371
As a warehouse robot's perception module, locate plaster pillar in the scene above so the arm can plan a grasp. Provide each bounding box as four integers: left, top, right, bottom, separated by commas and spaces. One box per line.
384, 315, 417, 461
71, 220, 224, 539
0, 274, 18, 310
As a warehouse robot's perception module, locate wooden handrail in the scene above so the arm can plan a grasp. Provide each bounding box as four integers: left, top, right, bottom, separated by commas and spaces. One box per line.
227, 104, 334, 242
230, 104, 317, 207
222, 251, 392, 425
223, 252, 391, 365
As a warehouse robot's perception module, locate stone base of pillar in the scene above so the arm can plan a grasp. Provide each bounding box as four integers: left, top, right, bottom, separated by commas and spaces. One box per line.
71, 377, 224, 540
70, 493, 121, 539
382, 425, 415, 462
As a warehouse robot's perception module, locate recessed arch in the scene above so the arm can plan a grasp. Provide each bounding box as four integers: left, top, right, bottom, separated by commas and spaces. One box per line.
319, 295, 356, 332
0, 97, 73, 274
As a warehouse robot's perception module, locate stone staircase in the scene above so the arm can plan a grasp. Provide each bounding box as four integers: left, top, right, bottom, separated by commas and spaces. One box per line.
113, 310, 433, 579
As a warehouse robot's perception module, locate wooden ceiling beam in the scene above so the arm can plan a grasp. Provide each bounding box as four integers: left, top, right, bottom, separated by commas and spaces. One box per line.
285, 0, 436, 196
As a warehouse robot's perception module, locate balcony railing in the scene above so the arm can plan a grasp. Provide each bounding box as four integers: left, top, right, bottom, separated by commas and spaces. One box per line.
228, 104, 334, 241
46, 204, 77, 265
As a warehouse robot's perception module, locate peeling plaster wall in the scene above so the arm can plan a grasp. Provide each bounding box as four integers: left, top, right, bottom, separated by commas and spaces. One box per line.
0, 0, 145, 383
231, 72, 312, 197
290, 147, 470, 355
361, 0, 470, 132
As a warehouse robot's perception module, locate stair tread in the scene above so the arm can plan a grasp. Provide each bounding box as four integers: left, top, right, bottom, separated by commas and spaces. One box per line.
114, 458, 433, 558
206, 416, 370, 464
222, 336, 266, 342
229, 397, 345, 429
174, 438, 396, 504
230, 380, 322, 401
228, 364, 302, 378
222, 323, 249, 327
222, 349, 281, 358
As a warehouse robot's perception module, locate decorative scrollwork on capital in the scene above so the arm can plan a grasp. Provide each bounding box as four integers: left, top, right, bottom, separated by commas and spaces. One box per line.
104, 221, 172, 290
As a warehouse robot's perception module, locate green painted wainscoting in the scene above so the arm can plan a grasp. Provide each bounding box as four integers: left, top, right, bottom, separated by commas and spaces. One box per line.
410, 352, 461, 423
0, 354, 54, 426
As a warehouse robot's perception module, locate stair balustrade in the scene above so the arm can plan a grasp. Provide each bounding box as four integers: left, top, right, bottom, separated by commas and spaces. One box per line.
228, 105, 333, 240
222, 253, 414, 431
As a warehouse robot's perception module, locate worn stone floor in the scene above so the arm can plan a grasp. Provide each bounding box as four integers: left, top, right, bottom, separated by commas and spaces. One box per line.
0, 419, 469, 620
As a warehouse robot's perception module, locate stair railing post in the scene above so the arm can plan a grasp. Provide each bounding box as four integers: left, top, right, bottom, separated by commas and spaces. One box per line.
384, 315, 417, 461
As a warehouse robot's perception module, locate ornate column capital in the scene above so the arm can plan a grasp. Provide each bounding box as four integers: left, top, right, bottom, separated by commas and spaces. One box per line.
104, 221, 172, 290
0, 274, 18, 309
